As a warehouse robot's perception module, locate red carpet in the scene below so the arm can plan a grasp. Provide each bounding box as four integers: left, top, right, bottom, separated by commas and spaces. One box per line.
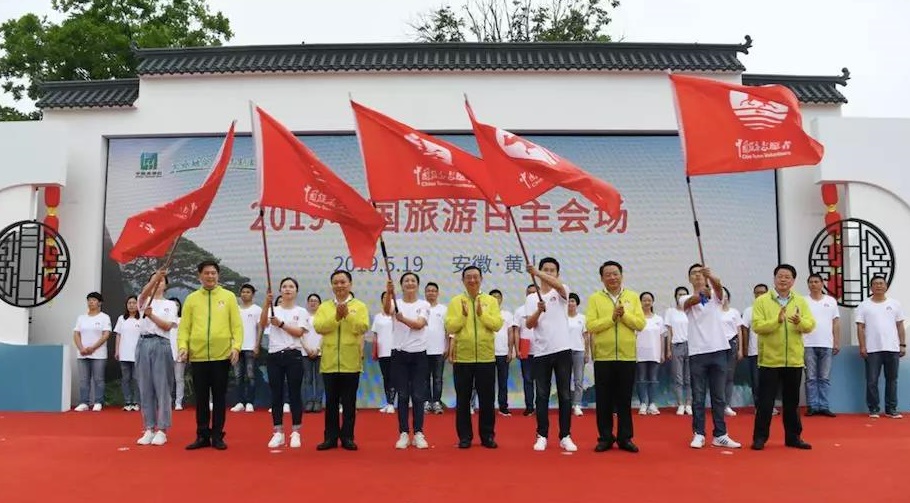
0, 407, 906, 502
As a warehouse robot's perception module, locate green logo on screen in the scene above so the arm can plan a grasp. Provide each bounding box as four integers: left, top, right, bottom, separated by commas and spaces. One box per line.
136, 152, 162, 178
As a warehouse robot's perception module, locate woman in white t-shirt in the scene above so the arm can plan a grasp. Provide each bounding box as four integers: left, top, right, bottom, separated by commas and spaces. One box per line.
567, 293, 589, 417
168, 297, 186, 410
372, 291, 396, 413
73, 292, 112, 412
114, 295, 142, 411
720, 287, 743, 417
636, 292, 666, 415
259, 277, 308, 449
663, 286, 692, 415
303, 293, 324, 413
135, 271, 178, 446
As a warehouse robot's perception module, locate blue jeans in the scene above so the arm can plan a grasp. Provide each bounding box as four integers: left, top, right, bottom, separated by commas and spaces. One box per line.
865, 351, 900, 415
636, 361, 660, 405
78, 358, 106, 405
232, 350, 257, 405
303, 355, 324, 405
804, 347, 833, 411
393, 350, 428, 433
520, 356, 535, 410
119, 361, 138, 405
426, 354, 445, 404
690, 350, 729, 437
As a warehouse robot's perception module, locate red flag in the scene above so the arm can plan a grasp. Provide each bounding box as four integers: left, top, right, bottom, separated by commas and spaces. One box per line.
466, 100, 623, 219
252, 105, 384, 268
110, 122, 236, 264
352, 100, 496, 202
669, 74, 824, 176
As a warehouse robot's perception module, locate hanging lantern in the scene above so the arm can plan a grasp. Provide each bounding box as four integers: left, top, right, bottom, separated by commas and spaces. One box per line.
820, 184, 844, 301
43, 186, 62, 297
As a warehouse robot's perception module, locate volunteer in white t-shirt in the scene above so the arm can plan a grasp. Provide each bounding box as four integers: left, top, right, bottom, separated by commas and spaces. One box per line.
664, 286, 692, 416
384, 272, 431, 450
73, 292, 112, 412
636, 292, 666, 416
856, 275, 906, 418
567, 292, 589, 417
720, 287, 744, 417
740, 283, 769, 410
259, 277, 308, 449
231, 284, 263, 413
803, 274, 841, 417
135, 271, 178, 446
169, 297, 186, 410
490, 289, 515, 416
681, 264, 741, 450
424, 282, 448, 415
525, 257, 577, 453
372, 291, 396, 413
515, 284, 538, 416
302, 293, 323, 413
114, 295, 142, 411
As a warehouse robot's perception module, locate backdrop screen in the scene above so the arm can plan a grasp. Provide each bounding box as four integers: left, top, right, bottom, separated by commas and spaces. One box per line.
101, 134, 778, 408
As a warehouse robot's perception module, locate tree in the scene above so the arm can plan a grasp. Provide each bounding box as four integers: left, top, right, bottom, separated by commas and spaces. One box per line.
411, 0, 620, 43
0, 0, 233, 119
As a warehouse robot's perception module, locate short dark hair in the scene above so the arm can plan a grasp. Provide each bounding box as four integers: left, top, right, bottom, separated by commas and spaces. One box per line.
722, 286, 731, 301
640, 291, 654, 303
86, 291, 103, 303
331, 270, 352, 282
538, 257, 560, 273
400, 271, 420, 286
279, 277, 299, 291
168, 296, 183, 317
870, 275, 887, 286
526, 284, 538, 295
489, 289, 503, 297
599, 261, 623, 277
307, 293, 322, 303
425, 282, 439, 291
197, 260, 220, 274
569, 292, 581, 304
674, 286, 689, 297
461, 265, 482, 278
688, 263, 703, 275
123, 295, 139, 320
240, 283, 256, 294
807, 273, 823, 283
148, 272, 169, 285
774, 264, 797, 279
754, 283, 769, 291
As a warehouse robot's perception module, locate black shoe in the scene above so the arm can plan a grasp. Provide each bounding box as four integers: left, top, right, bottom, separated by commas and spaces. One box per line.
457, 440, 471, 449
818, 409, 837, 417
185, 437, 211, 450
481, 438, 498, 449
498, 408, 511, 417
341, 439, 358, 451
786, 439, 812, 450
617, 441, 639, 453
594, 441, 613, 452
211, 435, 227, 450
751, 441, 765, 451
805, 408, 816, 416
522, 408, 535, 417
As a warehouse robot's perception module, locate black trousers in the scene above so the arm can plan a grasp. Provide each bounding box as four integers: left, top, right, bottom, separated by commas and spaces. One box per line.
267, 349, 304, 427
753, 366, 803, 444
533, 350, 573, 439
453, 362, 495, 443
323, 372, 359, 442
378, 356, 396, 405
191, 359, 230, 439
495, 355, 510, 409
594, 360, 637, 444
392, 350, 428, 433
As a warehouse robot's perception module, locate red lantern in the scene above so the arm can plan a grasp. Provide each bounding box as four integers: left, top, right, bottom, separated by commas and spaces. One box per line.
42, 186, 62, 298
827, 272, 843, 299
825, 210, 842, 228
821, 184, 838, 206
44, 186, 61, 208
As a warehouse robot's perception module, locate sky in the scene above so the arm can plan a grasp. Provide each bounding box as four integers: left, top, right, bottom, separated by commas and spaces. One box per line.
1, 0, 908, 117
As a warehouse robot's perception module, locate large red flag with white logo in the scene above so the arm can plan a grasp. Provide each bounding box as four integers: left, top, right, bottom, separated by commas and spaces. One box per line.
253, 104, 384, 268
352, 100, 497, 202
110, 122, 236, 264
669, 74, 824, 176
466, 100, 622, 219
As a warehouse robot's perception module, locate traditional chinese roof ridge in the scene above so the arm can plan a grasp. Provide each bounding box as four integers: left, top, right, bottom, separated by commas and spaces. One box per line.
133, 37, 752, 75
36, 78, 139, 109
742, 68, 849, 104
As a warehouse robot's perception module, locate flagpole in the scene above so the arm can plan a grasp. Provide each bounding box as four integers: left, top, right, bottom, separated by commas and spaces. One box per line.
506, 207, 544, 302
258, 207, 275, 317
139, 233, 184, 312
685, 176, 706, 265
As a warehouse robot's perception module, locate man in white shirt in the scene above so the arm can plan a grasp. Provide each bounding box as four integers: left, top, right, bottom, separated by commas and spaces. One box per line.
740, 283, 768, 410
803, 274, 840, 417
424, 282, 448, 415
490, 289, 514, 416
231, 284, 262, 413
525, 257, 577, 452
856, 275, 906, 419
515, 284, 538, 416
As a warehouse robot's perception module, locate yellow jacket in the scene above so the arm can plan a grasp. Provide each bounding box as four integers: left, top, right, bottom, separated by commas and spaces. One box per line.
585, 289, 646, 362
314, 298, 369, 373
445, 292, 503, 364
752, 291, 816, 368
177, 285, 243, 362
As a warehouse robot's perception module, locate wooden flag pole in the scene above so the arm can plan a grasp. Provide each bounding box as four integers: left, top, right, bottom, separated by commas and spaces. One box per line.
138, 233, 183, 313
259, 207, 275, 317
685, 176, 706, 265
507, 207, 544, 302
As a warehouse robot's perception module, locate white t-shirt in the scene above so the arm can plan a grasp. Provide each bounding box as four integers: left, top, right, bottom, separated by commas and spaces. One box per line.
568, 313, 587, 352
741, 306, 759, 357
169, 318, 181, 361
239, 304, 263, 351
663, 308, 689, 344
721, 307, 743, 341
680, 293, 730, 356
114, 315, 142, 362
856, 298, 906, 353
140, 298, 177, 337
74, 312, 112, 360
494, 310, 514, 356
267, 305, 308, 354
425, 304, 448, 356
803, 295, 840, 348
637, 314, 666, 363
371, 313, 394, 358
392, 298, 431, 353
513, 305, 535, 342
525, 286, 572, 357
303, 312, 321, 355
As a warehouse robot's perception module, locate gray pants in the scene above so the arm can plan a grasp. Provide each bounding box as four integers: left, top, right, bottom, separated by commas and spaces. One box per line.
175, 361, 187, 405
136, 336, 175, 430
725, 337, 739, 406
120, 361, 138, 404
571, 350, 586, 406
671, 342, 691, 404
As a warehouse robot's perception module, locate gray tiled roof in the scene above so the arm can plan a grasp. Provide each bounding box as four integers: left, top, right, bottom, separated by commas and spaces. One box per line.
36, 78, 139, 109
743, 68, 849, 104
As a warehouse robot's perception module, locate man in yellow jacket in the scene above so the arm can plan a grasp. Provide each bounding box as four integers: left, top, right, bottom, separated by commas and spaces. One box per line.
585, 261, 646, 453
445, 265, 503, 449
750, 264, 815, 451
313, 270, 369, 451
177, 260, 243, 451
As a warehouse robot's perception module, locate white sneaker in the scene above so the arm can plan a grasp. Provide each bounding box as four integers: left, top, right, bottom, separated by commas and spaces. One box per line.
638, 404, 648, 415
772, 407, 780, 416
230, 403, 245, 412
245, 403, 254, 413
379, 404, 390, 413
676, 405, 685, 415
724, 406, 737, 417
283, 403, 290, 414
395, 432, 410, 449
470, 407, 476, 415
92, 403, 102, 412
690, 433, 706, 449
711, 434, 741, 449
122, 405, 131, 412
413, 432, 429, 449
869, 412, 881, 419
289, 432, 301, 448
134, 404, 140, 411
684, 405, 693, 415
886, 412, 903, 419
209, 402, 213, 410
137, 429, 155, 445
647, 404, 660, 415
572, 405, 583, 416
151, 430, 167, 446
533, 435, 547, 451
559, 436, 578, 452
175, 404, 183, 411
268, 432, 285, 448
74, 403, 89, 412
